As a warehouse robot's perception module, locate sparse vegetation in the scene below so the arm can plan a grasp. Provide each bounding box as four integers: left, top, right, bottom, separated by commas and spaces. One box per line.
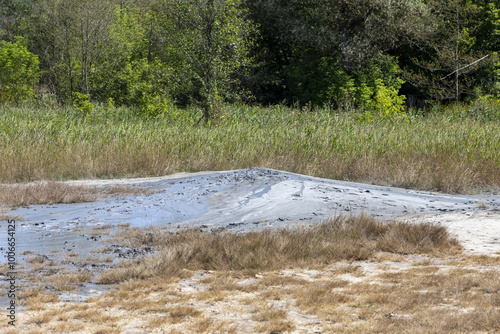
9, 249, 500, 333
6, 215, 500, 333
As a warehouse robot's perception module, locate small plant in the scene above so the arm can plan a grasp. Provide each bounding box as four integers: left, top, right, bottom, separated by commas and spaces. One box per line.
476, 202, 490, 209
72, 92, 95, 114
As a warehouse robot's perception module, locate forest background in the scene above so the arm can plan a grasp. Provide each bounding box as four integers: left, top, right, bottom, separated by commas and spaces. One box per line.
1, 0, 499, 118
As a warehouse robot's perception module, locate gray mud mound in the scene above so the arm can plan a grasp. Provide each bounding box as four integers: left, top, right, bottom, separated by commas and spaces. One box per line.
2, 167, 500, 261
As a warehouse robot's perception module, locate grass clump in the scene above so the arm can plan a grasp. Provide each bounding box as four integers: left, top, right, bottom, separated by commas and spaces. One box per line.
0, 181, 95, 206
98, 215, 462, 283
0, 181, 155, 207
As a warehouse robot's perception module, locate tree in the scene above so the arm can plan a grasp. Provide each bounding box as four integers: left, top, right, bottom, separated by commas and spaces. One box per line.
18, 0, 172, 107
401, 0, 492, 102
20, 0, 117, 101
159, 0, 255, 122
469, 1, 500, 96
244, 0, 432, 106
0, 0, 31, 40
0, 36, 40, 102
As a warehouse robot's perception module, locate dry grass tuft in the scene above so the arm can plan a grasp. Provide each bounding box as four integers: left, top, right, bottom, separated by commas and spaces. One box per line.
191, 317, 238, 334
167, 305, 202, 323
101, 215, 462, 284
293, 280, 352, 314
0, 181, 156, 207
0, 205, 23, 220
49, 321, 85, 332
253, 304, 294, 333
46, 270, 92, 291
376, 220, 460, 255
0, 181, 95, 206
101, 185, 156, 196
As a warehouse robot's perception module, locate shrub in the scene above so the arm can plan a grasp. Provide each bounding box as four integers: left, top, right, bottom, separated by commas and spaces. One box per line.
359, 79, 406, 122
72, 92, 95, 114
0, 37, 40, 102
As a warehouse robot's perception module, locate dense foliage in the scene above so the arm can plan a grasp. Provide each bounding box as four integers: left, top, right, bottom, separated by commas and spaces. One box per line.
0, 36, 39, 102
1, 0, 499, 117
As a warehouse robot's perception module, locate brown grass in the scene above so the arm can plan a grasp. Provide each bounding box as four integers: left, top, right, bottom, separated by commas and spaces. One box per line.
46, 270, 92, 291
252, 304, 294, 333
190, 317, 238, 334
0, 181, 96, 206
49, 321, 85, 333
12, 210, 499, 333
101, 185, 156, 196
0, 181, 155, 207
100, 215, 462, 284
0, 205, 23, 220
12, 239, 500, 333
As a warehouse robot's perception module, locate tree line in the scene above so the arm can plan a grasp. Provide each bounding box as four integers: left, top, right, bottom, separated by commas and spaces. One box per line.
1, 0, 499, 119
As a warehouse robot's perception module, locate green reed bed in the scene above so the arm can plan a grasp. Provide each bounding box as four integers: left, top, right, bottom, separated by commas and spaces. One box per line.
0, 102, 499, 193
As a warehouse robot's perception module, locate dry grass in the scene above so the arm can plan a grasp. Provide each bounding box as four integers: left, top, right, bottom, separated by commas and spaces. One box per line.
101, 185, 156, 196
0, 181, 95, 206
23, 292, 60, 311
45, 270, 92, 291
190, 317, 238, 334
12, 234, 500, 333
167, 305, 202, 323
95, 260, 153, 284
252, 304, 294, 333
0, 205, 23, 220
99, 215, 462, 284
26, 311, 57, 326
0, 180, 156, 207
49, 321, 85, 332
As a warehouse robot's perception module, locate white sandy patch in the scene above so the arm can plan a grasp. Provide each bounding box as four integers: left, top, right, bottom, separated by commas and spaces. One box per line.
401, 210, 500, 256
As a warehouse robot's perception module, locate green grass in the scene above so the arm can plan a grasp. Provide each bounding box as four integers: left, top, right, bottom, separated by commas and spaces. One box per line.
1, 100, 499, 193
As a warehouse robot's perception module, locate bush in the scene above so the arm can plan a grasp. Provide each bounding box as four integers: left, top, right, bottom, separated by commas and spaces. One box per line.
284, 53, 406, 115
358, 79, 406, 122
0, 37, 40, 102
72, 92, 95, 114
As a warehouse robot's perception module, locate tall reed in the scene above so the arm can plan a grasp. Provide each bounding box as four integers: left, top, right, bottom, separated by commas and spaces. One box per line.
1, 102, 499, 193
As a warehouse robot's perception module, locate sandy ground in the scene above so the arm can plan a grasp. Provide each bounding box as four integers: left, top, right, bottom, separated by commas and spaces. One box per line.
402, 210, 500, 256
2, 168, 499, 260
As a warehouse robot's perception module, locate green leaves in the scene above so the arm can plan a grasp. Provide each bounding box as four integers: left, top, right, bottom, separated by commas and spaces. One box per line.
0, 36, 40, 103
159, 0, 255, 121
